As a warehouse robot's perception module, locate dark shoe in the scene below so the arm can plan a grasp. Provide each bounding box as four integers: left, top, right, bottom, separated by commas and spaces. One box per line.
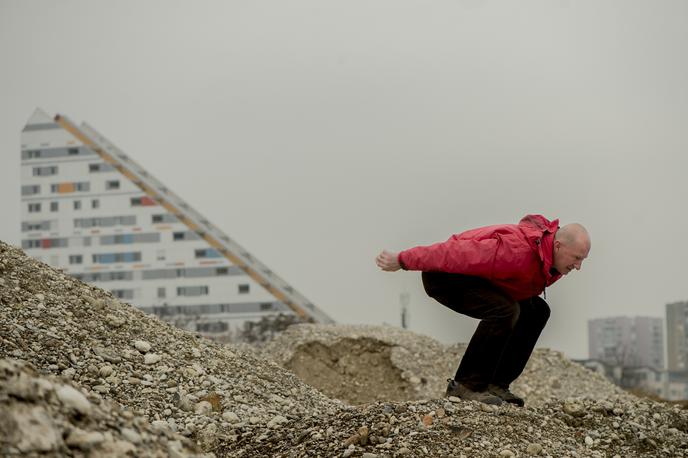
487, 384, 524, 407
445, 379, 503, 405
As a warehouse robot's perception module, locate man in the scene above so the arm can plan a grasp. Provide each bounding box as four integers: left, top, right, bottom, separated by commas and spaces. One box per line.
375, 214, 590, 406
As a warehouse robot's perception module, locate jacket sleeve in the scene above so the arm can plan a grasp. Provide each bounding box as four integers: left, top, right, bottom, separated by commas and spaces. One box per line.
398, 236, 500, 277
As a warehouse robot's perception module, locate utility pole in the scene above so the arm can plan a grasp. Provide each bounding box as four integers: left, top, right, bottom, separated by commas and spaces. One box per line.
400, 292, 410, 329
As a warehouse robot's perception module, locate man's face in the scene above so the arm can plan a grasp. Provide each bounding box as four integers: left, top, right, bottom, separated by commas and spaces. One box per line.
553, 239, 590, 275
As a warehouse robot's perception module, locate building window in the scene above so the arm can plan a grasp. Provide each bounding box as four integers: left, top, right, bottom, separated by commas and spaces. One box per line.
22, 221, 51, 232
21, 185, 41, 196
50, 202, 58, 212
195, 248, 221, 259
21, 240, 41, 249
68, 148, 79, 155
89, 163, 115, 173
92, 252, 142, 264
23, 150, 42, 159
158, 287, 166, 299
177, 286, 209, 296
28, 203, 41, 213
106, 180, 120, 190
91, 199, 99, 209
33, 166, 58, 176
260, 303, 272, 311
74, 215, 136, 228
238, 284, 249, 294
111, 289, 134, 300
69, 255, 83, 264
156, 249, 165, 261
75, 182, 90, 192
73, 200, 81, 210
152, 214, 179, 224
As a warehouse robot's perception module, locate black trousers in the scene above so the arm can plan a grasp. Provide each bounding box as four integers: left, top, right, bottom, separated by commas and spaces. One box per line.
422, 272, 550, 391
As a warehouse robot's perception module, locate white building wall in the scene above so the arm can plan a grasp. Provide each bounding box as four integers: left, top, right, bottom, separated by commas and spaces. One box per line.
20, 109, 291, 336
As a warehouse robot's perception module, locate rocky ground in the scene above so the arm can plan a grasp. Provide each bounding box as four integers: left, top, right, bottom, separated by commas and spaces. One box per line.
258, 324, 633, 407
1, 240, 687, 457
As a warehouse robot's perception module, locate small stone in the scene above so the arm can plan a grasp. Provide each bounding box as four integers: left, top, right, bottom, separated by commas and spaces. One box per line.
120, 428, 141, 444
144, 353, 161, 365
65, 429, 105, 450
134, 340, 151, 353
397, 448, 411, 456
448, 396, 461, 403
194, 401, 213, 415
56, 385, 92, 415
222, 411, 240, 423
500, 450, 515, 458
409, 376, 421, 384
422, 415, 433, 426
358, 425, 369, 445
585, 436, 594, 447
563, 401, 584, 417
99, 365, 113, 377
93, 384, 109, 394
267, 415, 288, 428
526, 443, 543, 455
151, 420, 168, 430
343, 433, 360, 446
480, 403, 496, 412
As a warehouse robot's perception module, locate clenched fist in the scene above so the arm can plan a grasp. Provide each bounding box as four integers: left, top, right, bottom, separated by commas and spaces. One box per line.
375, 250, 401, 272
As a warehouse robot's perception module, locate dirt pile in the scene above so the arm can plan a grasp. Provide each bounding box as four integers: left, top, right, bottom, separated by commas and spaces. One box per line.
259, 324, 631, 407
1, 240, 687, 457
0, 241, 340, 456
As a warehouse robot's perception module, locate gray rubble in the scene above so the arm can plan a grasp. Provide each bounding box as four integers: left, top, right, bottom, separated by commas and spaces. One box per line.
1, 240, 687, 457
258, 323, 634, 407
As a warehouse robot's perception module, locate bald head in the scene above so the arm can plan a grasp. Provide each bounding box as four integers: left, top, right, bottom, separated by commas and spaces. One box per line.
556, 223, 591, 250
553, 223, 591, 275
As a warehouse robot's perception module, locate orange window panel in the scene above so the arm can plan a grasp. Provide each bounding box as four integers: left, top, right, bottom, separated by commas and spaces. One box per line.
58, 182, 75, 193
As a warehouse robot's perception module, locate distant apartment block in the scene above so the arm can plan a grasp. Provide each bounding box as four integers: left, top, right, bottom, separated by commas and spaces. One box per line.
19, 109, 332, 338
667, 301, 688, 371
576, 359, 688, 401
588, 316, 664, 370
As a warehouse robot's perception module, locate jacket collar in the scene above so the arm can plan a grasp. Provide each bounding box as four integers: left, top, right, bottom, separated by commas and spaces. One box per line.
518, 214, 561, 282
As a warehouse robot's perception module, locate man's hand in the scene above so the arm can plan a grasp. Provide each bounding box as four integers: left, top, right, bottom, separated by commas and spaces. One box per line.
376, 250, 401, 272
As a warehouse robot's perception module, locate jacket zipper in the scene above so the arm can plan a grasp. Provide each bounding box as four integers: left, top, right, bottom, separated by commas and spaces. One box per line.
535, 238, 547, 299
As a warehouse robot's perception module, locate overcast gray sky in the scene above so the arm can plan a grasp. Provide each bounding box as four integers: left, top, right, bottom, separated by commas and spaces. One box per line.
2, 0, 687, 359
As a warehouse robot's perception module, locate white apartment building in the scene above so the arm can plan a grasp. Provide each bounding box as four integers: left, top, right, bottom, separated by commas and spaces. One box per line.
19, 108, 332, 338
588, 316, 664, 370
667, 301, 688, 371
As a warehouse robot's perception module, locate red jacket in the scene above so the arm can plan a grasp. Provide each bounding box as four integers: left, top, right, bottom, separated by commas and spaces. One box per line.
398, 214, 562, 300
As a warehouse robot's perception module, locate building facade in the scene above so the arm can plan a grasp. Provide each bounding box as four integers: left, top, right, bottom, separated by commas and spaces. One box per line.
667, 301, 688, 371
19, 109, 330, 339
588, 316, 664, 370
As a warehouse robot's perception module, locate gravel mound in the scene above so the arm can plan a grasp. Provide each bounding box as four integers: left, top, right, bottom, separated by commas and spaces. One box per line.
0, 241, 341, 456
1, 358, 207, 457
260, 323, 632, 407
1, 240, 687, 457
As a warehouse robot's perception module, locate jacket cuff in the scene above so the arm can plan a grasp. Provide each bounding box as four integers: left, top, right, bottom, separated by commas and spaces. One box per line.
398, 252, 407, 270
